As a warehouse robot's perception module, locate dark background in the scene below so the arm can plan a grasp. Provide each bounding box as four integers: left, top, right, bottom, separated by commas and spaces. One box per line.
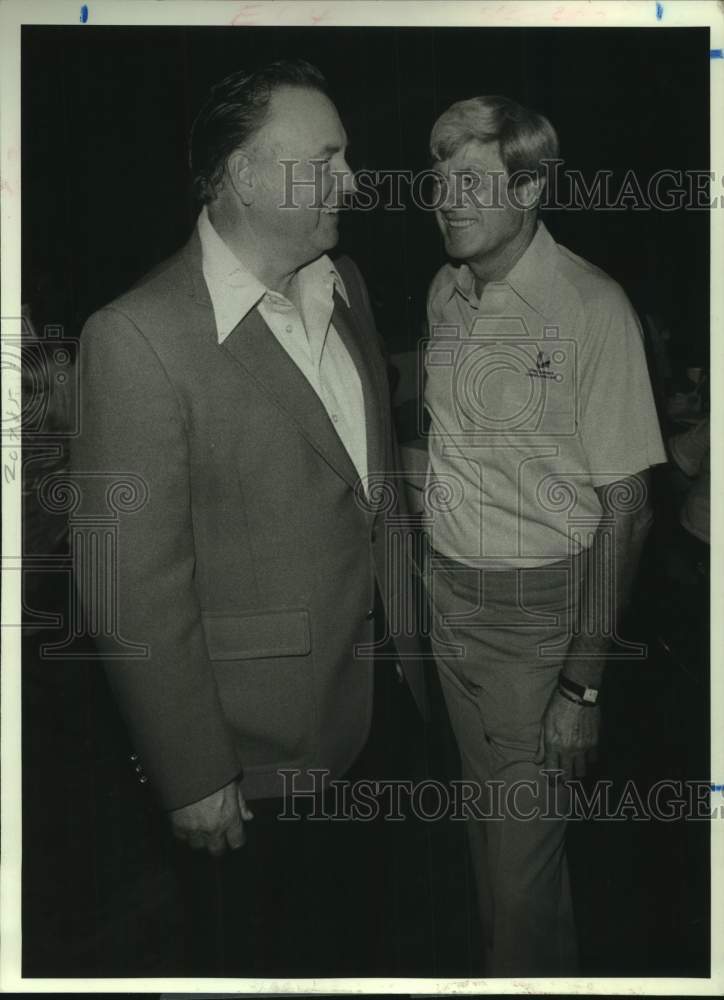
23, 25, 709, 366
20, 24, 711, 981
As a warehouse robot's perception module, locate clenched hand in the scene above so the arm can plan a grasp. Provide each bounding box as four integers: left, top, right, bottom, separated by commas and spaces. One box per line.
170, 778, 254, 856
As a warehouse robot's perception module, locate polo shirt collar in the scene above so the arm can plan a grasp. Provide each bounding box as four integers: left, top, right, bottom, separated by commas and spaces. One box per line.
449, 221, 557, 319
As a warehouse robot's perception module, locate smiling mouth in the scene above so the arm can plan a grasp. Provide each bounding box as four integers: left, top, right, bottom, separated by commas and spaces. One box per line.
445, 218, 476, 229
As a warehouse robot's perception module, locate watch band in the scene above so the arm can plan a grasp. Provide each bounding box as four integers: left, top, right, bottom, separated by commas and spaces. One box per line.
558, 673, 600, 705
558, 687, 587, 708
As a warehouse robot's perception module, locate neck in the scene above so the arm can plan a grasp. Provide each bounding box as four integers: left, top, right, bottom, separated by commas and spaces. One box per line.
207, 202, 304, 297
469, 214, 538, 296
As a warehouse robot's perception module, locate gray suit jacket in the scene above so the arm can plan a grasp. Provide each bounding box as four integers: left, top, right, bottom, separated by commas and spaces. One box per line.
72, 231, 425, 810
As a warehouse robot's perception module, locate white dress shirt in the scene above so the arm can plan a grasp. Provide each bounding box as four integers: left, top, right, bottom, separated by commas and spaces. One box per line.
197, 207, 368, 490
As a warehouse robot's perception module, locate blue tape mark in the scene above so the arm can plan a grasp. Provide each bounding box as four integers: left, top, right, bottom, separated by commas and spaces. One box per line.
80, 4, 88, 22
711, 49, 724, 59
656, 2, 663, 19
710, 784, 724, 792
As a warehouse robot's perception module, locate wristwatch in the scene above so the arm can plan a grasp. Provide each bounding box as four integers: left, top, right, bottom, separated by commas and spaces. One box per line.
558, 673, 599, 706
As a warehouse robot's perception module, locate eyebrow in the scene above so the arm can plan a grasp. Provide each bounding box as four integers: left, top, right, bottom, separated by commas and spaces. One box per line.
434, 162, 495, 173
312, 138, 350, 157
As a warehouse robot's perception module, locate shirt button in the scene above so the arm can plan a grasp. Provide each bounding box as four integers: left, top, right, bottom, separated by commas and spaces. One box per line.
331, 414, 339, 423
285, 325, 292, 333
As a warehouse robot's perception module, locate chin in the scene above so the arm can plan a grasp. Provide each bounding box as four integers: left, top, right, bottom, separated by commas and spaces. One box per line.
445, 238, 477, 261
448, 234, 491, 263
316, 217, 339, 247
319, 232, 340, 253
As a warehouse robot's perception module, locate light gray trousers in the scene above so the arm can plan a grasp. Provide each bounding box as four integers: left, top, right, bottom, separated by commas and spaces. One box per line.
429, 552, 580, 977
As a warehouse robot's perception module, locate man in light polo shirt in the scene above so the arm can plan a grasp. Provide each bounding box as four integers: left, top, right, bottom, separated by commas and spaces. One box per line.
423, 95, 666, 976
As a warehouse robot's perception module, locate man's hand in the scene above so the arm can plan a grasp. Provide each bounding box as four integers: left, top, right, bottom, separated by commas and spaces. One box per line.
170, 778, 254, 857
539, 689, 601, 780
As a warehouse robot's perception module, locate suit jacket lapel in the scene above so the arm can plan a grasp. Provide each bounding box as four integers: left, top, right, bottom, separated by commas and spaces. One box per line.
181, 231, 386, 496
221, 308, 363, 491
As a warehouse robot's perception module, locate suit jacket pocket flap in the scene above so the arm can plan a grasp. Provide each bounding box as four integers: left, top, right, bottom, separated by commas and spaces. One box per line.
202, 608, 311, 661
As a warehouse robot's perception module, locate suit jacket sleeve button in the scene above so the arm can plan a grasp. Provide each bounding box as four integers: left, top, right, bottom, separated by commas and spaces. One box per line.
365, 608, 375, 620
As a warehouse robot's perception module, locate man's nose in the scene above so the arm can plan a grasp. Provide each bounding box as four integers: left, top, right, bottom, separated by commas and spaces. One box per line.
339, 159, 357, 198
442, 170, 483, 211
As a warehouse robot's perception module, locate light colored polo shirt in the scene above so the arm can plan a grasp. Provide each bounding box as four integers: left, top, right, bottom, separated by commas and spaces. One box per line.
424, 221, 667, 568
197, 206, 368, 489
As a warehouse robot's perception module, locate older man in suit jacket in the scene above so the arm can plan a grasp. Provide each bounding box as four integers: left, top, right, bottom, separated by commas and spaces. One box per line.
71, 59, 427, 976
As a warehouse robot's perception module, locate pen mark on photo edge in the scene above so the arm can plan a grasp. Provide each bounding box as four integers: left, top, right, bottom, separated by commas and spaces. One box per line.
656, 2, 664, 19
711, 49, 724, 59
230, 4, 262, 26
80, 4, 89, 23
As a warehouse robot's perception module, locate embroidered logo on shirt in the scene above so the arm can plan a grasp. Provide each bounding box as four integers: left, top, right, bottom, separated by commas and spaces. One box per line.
528, 350, 563, 381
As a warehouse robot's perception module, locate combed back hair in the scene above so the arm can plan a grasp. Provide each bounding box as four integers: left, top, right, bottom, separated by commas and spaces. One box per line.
430, 95, 559, 186
189, 58, 328, 203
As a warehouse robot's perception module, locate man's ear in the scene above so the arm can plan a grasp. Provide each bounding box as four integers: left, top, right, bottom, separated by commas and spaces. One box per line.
507, 171, 545, 211
226, 149, 255, 206
520, 175, 545, 210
